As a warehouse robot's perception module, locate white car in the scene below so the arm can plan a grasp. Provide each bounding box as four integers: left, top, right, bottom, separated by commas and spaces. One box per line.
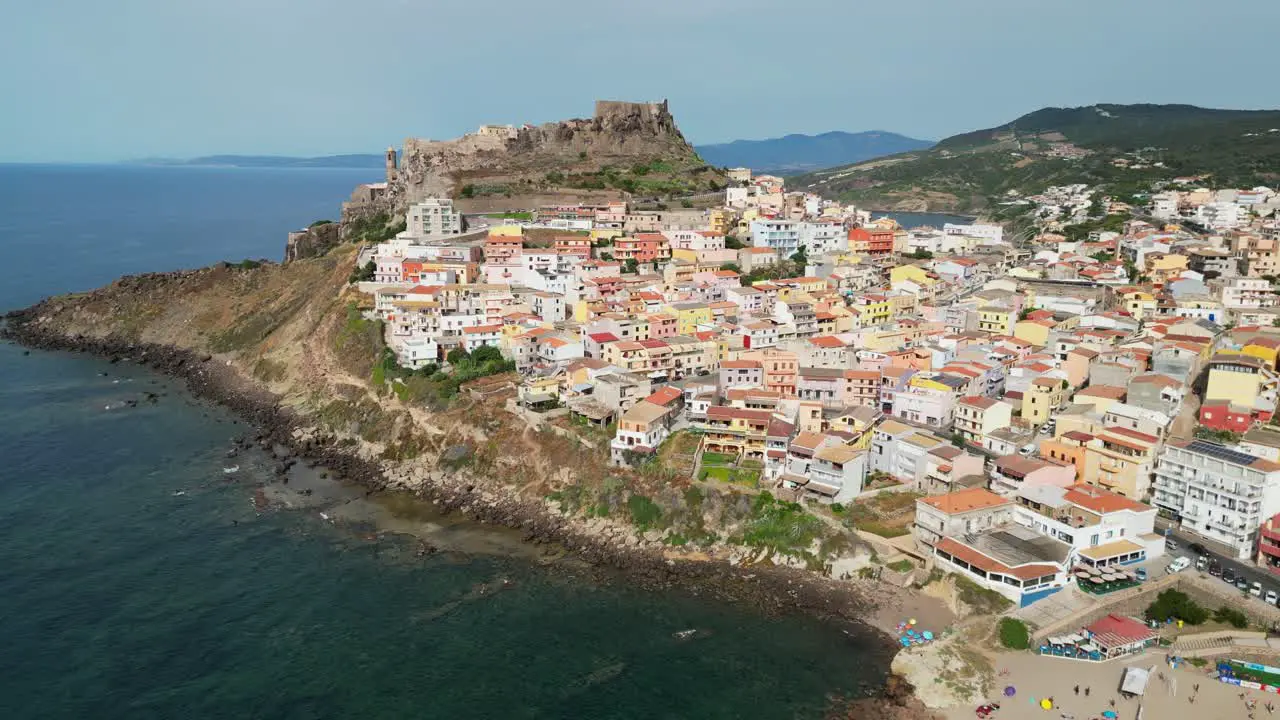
1251, 581, 1263, 597
1166, 557, 1191, 573
1267, 590, 1278, 606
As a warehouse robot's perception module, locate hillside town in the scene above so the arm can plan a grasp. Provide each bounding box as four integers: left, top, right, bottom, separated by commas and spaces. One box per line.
350, 159, 1280, 618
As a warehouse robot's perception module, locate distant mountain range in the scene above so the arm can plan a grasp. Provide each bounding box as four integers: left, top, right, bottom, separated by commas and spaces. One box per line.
788, 103, 1280, 213
694, 131, 934, 176
133, 154, 385, 169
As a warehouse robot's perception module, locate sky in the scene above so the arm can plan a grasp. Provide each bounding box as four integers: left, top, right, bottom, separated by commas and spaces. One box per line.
3, 0, 1280, 163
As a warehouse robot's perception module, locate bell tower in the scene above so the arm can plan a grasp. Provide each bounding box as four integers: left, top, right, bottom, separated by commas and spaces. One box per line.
385, 146, 398, 182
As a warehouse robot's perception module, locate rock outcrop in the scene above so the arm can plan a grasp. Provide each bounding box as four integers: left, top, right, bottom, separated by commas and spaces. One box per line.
284, 221, 341, 262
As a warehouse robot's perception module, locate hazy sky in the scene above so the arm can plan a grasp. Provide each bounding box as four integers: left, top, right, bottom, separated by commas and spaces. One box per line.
3, 0, 1279, 162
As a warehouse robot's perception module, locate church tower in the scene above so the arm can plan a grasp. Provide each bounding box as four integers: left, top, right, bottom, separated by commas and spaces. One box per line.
385, 146, 398, 182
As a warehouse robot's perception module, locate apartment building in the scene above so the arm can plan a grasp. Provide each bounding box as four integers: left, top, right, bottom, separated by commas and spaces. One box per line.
1153, 440, 1280, 559
954, 396, 1014, 445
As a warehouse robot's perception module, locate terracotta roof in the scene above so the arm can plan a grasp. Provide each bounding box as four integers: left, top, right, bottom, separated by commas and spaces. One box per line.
1062, 430, 1095, 442
1062, 484, 1150, 515
809, 335, 847, 348
705, 406, 774, 422
1085, 614, 1156, 647
721, 360, 762, 369
1077, 385, 1127, 400
935, 536, 1060, 581
959, 395, 1000, 409
1104, 426, 1159, 444
644, 386, 683, 406
920, 487, 1010, 514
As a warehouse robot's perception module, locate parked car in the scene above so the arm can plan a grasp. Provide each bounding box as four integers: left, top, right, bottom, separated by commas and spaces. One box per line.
1136, 568, 1148, 582
1195, 556, 1208, 571
1167, 557, 1191, 574
1237, 577, 1250, 591
1252, 581, 1264, 597
1189, 543, 1207, 556
1224, 568, 1236, 584
1209, 560, 1223, 577
1165, 538, 1178, 552
1267, 590, 1278, 606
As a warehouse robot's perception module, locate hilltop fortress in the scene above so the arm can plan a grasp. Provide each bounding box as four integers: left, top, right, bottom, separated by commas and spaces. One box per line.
342, 100, 716, 223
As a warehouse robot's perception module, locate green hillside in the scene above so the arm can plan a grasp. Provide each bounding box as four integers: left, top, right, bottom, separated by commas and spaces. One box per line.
791, 104, 1280, 213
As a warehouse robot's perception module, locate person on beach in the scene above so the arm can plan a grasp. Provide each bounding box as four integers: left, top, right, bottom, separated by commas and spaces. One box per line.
1084, 687, 1090, 697
1074, 685, 1079, 696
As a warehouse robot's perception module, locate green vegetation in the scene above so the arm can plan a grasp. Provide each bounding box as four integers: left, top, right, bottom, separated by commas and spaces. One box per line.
236, 259, 263, 270
345, 212, 405, 244
906, 249, 933, 260
1195, 427, 1243, 444
482, 211, 533, 221
308, 219, 333, 227
886, 558, 915, 573
735, 492, 826, 554
1145, 589, 1208, 625
724, 236, 745, 250
998, 618, 1031, 650
698, 466, 760, 487
1062, 213, 1128, 241
700, 452, 737, 466
790, 104, 1280, 212
622, 258, 639, 274
348, 260, 375, 283
1214, 606, 1249, 629
954, 575, 1014, 614
627, 494, 664, 530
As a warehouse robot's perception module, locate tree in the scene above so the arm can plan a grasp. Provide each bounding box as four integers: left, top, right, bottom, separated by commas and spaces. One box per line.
1145, 589, 1208, 625
724, 235, 744, 250
471, 345, 503, 364
623, 258, 639, 274
908, 249, 934, 260
680, 199, 693, 208
1090, 251, 1115, 263
446, 347, 470, 365
720, 263, 741, 274
459, 184, 475, 198
348, 260, 376, 283
790, 247, 808, 266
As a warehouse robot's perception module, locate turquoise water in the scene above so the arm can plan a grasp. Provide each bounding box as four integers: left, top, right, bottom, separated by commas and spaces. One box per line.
0, 166, 888, 718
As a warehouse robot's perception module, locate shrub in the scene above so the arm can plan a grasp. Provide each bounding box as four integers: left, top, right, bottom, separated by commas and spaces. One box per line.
1214, 606, 1249, 629
999, 618, 1031, 650
446, 347, 470, 365
1145, 589, 1208, 625
471, 345, 503, 364
459, 184, 475, 198
628, 494, 663, 530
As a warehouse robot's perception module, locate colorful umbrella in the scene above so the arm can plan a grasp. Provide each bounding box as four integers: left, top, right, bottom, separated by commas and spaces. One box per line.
1004, 686, 1016, 697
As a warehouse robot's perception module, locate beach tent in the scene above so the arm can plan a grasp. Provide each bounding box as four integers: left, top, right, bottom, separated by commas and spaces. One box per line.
1121, 665, 1153, 696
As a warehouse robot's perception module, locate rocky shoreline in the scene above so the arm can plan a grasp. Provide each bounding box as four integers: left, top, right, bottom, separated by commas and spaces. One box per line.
3, 306, 940, 719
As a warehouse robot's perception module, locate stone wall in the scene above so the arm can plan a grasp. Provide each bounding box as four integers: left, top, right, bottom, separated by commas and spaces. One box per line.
284, 222, 341, 263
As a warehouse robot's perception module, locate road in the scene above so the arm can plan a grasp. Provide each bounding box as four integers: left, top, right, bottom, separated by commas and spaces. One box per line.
1160, 522, 1280, 605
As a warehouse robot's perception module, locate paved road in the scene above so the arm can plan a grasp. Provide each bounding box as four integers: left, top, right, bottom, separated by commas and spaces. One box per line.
1160, 523, 1280, 606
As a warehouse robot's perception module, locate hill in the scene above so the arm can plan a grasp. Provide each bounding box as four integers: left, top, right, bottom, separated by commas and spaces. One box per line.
140, 154, 385, 169
694, 131, 933, 176
790, 103, 1280, 213
343, 100, 725, 222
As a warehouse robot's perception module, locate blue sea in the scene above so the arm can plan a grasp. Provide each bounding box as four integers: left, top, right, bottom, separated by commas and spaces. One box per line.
0, 165, 887, 719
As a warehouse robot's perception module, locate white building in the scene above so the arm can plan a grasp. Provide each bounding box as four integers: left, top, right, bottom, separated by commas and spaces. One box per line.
945, 223, 1003, 244
1196, 201, 1242, 231
1222, 277, 1275, 310
406, 198, 462, 237
1153, 439, 1280, 559
1150, 191, 1180, 221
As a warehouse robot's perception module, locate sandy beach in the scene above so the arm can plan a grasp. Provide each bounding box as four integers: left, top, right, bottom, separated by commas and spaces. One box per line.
942, 650, 1265, 720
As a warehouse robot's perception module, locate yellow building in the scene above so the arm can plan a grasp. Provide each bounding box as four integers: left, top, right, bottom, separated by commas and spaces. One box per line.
1082, 427, 1159, 500
1205, 353, 1272, 408
708, 208, 736, 236
1241, 337, 1280, 370
978, 306, 1015, 335
1013, 319, 1054, 347
1022, 376, 1070, 426
667, 302, 713, 334
890, 265, 933, 285
1119, 289, 1157, 321
852, 295, 893, 325
1145, 253, 1188, 283
590, 228, 624, 244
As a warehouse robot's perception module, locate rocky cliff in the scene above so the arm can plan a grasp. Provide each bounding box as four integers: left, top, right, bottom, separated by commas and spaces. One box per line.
343, 100, 722, 222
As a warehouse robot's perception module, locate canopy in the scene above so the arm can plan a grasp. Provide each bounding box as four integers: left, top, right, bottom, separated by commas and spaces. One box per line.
1121, 665, 1153, 696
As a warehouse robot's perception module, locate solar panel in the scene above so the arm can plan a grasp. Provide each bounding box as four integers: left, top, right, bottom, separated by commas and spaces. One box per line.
1186, 440, 1258, 466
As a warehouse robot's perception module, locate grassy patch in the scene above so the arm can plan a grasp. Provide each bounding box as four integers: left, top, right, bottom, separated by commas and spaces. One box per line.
998, 618, 1030, 650
700, 451, 737, 466
954, 575, 1014, 614
627, 494, 664, 531
735, 492, 826, 555
887, 559, 915, 573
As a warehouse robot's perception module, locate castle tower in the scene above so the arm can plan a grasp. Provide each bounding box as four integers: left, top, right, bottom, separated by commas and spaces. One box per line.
385, 146, 398, 182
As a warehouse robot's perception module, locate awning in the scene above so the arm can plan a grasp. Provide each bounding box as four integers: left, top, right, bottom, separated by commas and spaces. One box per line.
1079, 539, 1144, 561
1121, 666, 1152, 696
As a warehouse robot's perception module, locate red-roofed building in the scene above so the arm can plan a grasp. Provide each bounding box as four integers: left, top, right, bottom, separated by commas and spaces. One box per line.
1083, 614, 1158, 659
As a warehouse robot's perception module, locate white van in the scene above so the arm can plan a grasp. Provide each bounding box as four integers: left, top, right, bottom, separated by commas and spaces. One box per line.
1167, 557, 1191, 574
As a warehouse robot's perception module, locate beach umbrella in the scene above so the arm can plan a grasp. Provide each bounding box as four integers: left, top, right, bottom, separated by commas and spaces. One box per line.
1039, 698, 1052, 710
1004, 686, 1016, 697
1103, 712, 1117, 719
923, 631, 934, 640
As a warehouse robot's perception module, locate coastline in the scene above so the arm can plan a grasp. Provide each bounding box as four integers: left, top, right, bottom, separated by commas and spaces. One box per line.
2, 308, 948, 718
